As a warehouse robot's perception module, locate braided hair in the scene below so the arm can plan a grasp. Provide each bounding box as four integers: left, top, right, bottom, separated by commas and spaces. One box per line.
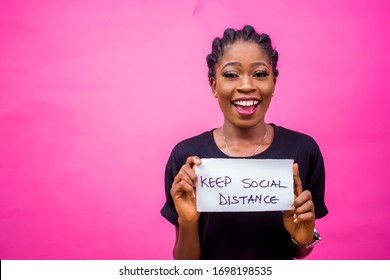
206, 25, 279, 80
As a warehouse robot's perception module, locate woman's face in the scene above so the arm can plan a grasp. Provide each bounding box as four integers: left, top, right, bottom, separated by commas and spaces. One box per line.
210, 41, 276, 129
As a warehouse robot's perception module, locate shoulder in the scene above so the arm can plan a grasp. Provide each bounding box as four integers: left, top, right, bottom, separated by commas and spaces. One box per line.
269, 124, 323, 162
168, 129, 215, 165
174, 130, 213, 151
274, 125, 320, 150
172, 130, 213, 154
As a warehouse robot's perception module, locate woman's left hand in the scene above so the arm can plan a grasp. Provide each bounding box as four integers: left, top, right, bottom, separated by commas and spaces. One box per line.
283, 163, 315, 244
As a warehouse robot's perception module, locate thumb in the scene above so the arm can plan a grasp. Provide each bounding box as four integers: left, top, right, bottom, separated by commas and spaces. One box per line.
293, 163, 303, 197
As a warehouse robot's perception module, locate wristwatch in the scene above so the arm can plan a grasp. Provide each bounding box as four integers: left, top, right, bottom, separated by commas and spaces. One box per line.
291, 229, 321, 249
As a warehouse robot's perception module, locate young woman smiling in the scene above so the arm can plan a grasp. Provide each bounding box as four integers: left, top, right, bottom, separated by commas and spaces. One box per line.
161, 25, 328, 260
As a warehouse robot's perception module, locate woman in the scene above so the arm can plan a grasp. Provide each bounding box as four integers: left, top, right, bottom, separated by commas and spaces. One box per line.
161, 25, 328, 260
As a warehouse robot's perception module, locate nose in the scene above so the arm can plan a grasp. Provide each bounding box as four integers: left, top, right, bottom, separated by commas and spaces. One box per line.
237, 75, 255, 93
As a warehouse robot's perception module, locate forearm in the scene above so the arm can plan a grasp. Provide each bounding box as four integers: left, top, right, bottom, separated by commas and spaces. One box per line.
294, 246, 313, 259
173, 220, 201, 260
292, 229, 321, 259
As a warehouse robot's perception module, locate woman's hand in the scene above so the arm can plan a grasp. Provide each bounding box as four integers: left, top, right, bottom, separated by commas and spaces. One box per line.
171, 156, 202, 226
283, 163, 315, 244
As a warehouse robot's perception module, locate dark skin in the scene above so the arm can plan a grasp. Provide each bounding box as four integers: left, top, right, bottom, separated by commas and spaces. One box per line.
170, 41, 316, 259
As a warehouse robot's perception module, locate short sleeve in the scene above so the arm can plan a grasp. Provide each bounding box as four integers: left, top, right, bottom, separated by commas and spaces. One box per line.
306, 142, 328, 219
160, 151, 180, 226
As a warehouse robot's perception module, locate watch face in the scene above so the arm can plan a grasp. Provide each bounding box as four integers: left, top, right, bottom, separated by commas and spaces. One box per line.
313, 229, 321, 241
306, 229, 321, 248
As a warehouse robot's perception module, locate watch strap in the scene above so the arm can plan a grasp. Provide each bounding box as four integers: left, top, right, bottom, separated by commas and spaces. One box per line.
291, 229, 321, 249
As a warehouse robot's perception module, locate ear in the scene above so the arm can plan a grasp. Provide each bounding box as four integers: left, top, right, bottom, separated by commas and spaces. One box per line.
272, 76, 277, 97
209, 77, 218, 98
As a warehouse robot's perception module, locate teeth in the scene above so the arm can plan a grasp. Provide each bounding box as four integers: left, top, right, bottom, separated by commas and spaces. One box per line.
233, 100, 259, 106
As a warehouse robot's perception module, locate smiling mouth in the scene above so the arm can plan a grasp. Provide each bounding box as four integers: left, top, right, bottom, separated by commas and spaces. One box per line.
232, 99, 260, 116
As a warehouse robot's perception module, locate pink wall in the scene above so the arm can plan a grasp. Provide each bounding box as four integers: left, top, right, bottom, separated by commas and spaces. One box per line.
1, 0, 389, 260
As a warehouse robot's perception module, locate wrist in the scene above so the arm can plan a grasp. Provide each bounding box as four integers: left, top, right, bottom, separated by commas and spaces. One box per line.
291, 229, 321, 249
178, 217, 199, 229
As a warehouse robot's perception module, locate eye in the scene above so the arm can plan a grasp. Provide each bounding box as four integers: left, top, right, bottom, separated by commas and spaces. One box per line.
253, 71, 269, 78
222, 71, 239, 79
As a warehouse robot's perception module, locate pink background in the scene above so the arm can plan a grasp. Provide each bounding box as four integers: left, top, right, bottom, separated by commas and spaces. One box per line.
1, 0, 389, 260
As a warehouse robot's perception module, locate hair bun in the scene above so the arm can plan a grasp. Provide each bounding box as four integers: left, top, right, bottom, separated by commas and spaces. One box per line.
223, 28, 236, 43
259, 33, 270, 43
243, 25, 255, 39
206, 53, 217, 68
211, 38, 222, 56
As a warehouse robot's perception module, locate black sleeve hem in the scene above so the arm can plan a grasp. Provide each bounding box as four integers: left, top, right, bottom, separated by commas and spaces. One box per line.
315, 204, 328, 219
161, 203, 179, 227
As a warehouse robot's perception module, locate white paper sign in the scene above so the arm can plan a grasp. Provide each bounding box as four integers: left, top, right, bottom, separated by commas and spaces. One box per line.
196, 158, 294, 212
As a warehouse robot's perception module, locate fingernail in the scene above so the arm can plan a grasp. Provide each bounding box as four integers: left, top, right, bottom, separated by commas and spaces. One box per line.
293, 218, 298, 223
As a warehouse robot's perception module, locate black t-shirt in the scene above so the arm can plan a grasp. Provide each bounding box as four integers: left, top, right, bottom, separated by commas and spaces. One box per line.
161, 124, 328, 259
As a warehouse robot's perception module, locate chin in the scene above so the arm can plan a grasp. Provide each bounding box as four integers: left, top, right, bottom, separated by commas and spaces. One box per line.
231, 119, 264, 129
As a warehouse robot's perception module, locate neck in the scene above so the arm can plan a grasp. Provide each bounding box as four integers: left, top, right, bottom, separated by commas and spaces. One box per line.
220, 122, 269, 157
222, 121, 268, 141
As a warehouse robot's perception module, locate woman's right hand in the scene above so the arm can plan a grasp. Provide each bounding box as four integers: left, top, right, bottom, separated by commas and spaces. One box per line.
171, 156, 202, 225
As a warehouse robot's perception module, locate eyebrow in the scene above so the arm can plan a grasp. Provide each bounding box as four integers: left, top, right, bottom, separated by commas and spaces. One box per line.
221, 61, 270, 70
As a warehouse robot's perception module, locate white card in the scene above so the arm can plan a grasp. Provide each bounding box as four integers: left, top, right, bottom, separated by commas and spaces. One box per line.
196, 158, 294, 212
